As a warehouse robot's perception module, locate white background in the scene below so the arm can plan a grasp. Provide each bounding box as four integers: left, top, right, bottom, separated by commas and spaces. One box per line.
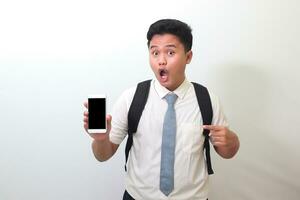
0, 0, 299, 199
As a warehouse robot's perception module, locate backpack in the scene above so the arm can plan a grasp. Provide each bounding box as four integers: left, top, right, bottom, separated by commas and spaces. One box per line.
125, 80, 214, 175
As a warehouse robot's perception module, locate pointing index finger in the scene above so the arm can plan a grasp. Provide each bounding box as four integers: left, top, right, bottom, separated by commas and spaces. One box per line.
203, 125, 222, 131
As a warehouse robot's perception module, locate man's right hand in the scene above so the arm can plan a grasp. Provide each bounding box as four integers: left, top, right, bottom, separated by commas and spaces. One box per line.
83, 101, 112, 141
83, 102, 119, 161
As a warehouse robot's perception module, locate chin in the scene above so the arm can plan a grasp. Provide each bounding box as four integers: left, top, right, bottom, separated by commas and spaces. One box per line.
162, 82, 175, 91
155, 75, 174, 90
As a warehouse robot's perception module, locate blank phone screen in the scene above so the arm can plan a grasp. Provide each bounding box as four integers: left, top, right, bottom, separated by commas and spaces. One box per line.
88, 98, 106, 129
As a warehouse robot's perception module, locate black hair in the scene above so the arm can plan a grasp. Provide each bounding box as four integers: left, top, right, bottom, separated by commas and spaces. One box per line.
147, 19, 193, 52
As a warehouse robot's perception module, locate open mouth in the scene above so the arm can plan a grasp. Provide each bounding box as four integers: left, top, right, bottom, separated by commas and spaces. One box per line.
159, 69, 167, 77
159, 69, 168, 82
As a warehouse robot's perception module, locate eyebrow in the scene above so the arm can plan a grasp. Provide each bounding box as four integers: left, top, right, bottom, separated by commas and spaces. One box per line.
150, 44, 177, 49
165, 44, 177, 48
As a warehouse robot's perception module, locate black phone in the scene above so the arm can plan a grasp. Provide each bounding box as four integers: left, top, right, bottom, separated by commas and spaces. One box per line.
88, 95, 106, 133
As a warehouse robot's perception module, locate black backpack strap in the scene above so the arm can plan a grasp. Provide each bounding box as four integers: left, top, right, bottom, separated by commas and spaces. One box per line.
125, 80, 151, 171
192, 82, 214, 175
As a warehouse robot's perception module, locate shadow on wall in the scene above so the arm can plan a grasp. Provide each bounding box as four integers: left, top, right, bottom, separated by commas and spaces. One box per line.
209, 63, 300, 199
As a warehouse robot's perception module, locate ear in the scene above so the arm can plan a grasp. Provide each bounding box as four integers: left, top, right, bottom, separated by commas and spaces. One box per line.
186, 50, 193, 64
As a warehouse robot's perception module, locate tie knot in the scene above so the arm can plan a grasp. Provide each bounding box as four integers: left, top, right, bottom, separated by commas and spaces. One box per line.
165, 93, 178, 105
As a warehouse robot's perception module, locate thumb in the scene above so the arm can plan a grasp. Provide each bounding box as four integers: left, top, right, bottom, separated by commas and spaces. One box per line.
106, 114, 112, 133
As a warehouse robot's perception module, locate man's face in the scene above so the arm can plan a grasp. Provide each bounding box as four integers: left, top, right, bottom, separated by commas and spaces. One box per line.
149, 34, 192, 91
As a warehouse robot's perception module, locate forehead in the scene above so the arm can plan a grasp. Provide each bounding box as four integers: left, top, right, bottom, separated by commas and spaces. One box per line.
149, 34, 183, 48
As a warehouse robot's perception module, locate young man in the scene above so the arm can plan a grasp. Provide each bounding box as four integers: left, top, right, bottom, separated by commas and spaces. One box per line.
83, 19, 239, 200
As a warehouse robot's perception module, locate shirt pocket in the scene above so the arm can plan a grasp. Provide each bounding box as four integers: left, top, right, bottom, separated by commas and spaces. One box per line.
180, 123, 204, 154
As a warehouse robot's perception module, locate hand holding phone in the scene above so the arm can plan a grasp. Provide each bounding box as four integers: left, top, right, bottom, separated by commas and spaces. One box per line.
87, 95, 107, 133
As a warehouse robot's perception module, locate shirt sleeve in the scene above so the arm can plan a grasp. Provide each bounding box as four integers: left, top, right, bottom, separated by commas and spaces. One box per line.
109, 87, 136, 145
209, 91, 229, 127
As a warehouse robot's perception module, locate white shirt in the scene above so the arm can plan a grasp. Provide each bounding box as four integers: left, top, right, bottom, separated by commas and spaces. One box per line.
110, 79, 228, 200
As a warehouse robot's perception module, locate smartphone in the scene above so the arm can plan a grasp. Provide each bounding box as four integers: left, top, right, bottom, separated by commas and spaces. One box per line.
88, 95, 106, 133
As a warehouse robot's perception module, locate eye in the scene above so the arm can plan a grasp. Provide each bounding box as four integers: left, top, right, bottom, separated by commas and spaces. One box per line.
167, 50, 175, 56
152, 51, 159, 56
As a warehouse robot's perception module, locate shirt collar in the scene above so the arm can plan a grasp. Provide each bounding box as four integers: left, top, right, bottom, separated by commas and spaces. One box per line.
153, 78, 191, 100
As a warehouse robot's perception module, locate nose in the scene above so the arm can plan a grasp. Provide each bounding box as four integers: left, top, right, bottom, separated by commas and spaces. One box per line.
158, 54, 167, 66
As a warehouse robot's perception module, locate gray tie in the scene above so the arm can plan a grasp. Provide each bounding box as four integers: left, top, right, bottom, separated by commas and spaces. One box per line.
160, 93, 178, 196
